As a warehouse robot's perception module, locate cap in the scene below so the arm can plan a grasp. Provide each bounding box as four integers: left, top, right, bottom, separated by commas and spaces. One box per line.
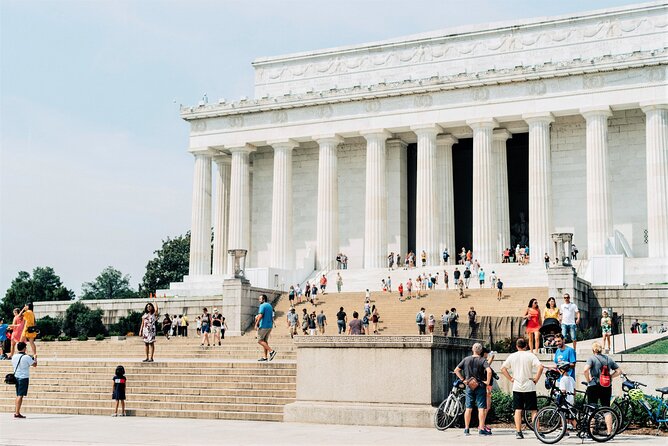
557, 361, 571, 371
213, 308, 219, 312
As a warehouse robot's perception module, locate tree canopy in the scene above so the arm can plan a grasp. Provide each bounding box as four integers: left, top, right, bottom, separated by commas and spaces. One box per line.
1, 267, 74, 320
80, 266, 137, 300
139, 232, 190, 297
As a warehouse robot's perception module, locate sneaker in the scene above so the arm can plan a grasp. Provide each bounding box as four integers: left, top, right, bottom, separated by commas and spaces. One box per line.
463, 428, 470, 436
483, 426, 492, 433
14, 414, 25, 419
479, 429, 492, 436
111, 414, 117, 417
258, 357, 268, 362
148, 359, 154, 363
516, 431, 524, 439
142, 359, 149, 363
269, 350, 277, 361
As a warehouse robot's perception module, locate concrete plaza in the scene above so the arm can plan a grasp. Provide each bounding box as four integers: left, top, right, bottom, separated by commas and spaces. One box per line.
0, 414, 666, 446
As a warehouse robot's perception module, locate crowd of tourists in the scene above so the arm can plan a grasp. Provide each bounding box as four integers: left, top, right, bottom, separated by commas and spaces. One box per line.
0, 303, 38, 360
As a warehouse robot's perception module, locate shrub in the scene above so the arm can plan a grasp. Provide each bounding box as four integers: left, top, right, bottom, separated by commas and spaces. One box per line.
58, 335, 71, 342
95, 334, 105, 341
41, 335, 55, 342
109, 331, 120, 337
62, 301, 90, 337
77, 334, 88, 341
75, 308, 106, 337
488, 390, 514, 423
109, 311, 142, 337
491, 337, 517, 354
36, 316, 62, 338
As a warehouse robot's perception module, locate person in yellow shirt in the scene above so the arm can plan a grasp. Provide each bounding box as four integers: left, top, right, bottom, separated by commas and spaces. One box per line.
180, 314, 188, 337
19, 303, 38, 356
543, 297, 559, 321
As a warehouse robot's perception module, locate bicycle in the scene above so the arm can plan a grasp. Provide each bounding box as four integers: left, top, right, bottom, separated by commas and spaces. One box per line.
533, 388, 619, 444
612, 373, 668, 434
434, 375, 466, 430
523, 369, 561, 427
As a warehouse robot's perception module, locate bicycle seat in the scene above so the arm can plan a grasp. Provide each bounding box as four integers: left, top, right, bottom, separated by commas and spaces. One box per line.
656, 387, 668, 394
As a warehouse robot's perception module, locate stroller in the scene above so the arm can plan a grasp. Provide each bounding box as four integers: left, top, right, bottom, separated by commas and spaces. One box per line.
540, 318, 561, 354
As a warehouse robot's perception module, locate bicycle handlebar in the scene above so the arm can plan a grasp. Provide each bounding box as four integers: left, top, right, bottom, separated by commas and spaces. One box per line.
621, 373, 646, 387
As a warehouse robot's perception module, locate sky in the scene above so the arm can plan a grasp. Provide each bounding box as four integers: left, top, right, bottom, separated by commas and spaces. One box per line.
0, 0, 643, 296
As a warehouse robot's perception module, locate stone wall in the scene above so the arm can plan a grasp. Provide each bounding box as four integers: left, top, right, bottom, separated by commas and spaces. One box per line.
589, 284, 668, 321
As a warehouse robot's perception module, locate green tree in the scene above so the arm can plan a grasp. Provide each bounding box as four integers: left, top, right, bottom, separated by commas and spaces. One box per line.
139, 232, 190, 297
1, 267, 74, 320
80, 266, 137, 300
62, 301, 106, 337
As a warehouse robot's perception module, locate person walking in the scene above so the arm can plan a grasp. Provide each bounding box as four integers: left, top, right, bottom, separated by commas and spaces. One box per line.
544, 297, 559, 321
583, 342, 622, 436
454, 343, 493, 436
348, 311, 364, 335
468, 307, 478, 338
11, 341, 36, 418
496, 277, 504, 300
254, 294, 276, 361
308, 311, 317, 335
416, 308, 426, 335
559, 293, 580, 350
478, 268, 485, 288
200, 308, 212, 347
212, 309, 223, 346
463, 267, 471, 289
427, 314, 435, 334
371, 306, 379, 334
111, 365, 127, 417
162, 313, 172, 340
457, 278, 465, 298
139, 302, 158, 363
544, 253, 550, 269
500, 338, 544, 439
336, 273, 343, 293
317, 310, 327, 335
336, 307, 347, 335
448, 308, 459, 337
443, 271, 449, 289
441, 310, 450, 336
181, 314, 188, 337
286, 307, 299, 339
195, 316, 201, 336
524, 298, 542, 354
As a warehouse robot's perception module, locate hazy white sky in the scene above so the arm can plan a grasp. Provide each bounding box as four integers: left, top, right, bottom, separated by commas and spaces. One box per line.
0, 0, 642, 296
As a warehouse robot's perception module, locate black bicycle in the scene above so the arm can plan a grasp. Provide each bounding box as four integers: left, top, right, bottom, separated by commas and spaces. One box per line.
533, 388, 619, 444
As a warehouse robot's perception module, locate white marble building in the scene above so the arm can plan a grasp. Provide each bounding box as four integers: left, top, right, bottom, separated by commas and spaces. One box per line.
167, 2, 668, 294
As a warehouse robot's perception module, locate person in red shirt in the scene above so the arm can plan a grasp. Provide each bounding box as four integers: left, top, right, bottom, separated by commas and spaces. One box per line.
319, 275, 328, 295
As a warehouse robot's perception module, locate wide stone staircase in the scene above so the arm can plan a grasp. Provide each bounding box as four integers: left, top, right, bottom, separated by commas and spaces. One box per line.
0, 336, 296, 420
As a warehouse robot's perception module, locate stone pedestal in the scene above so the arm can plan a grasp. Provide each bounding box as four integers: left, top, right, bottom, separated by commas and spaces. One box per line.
283, 336, 471, 427
221, 277, 258, 337
548, 266, 590, 321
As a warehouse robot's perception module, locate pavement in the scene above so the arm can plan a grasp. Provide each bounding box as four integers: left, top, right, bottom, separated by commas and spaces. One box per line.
575, 333, 667, 354
0, 414, 666, 445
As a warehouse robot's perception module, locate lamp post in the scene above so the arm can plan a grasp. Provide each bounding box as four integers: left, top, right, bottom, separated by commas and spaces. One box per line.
228, 249, 248, 279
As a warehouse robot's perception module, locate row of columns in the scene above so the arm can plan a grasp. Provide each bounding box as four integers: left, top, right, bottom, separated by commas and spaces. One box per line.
187, 104, 668, 276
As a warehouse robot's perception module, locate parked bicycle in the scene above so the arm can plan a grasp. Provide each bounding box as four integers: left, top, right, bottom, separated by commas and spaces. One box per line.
612, 373, 668, 434
533, 387, 619, 444
523, 369, 561, 426
434, 374, 466, 430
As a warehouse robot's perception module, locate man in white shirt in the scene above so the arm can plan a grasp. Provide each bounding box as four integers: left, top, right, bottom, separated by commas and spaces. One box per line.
559, 293, 581, 350
11, 341, 37, 418
501, 338, 544, 439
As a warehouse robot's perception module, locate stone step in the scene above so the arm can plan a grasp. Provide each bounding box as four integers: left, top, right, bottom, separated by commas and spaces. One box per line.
8, 366, 296, 376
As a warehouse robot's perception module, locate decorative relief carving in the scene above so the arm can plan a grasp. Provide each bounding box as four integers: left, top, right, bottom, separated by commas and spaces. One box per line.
413, 94, 433, 108
271, 110, 288, 123
583, 74, 604, 89
192, 120, 207, 132
471, 87, 490, 102
528, 80, 547, 96
647, 66, 666, 82
316, 104, 333, 118
364, 99, 381, 113
228, 116, 244, 128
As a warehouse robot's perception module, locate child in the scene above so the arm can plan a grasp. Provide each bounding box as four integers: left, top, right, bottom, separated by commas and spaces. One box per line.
557, 361, 575, 406
112, 365, 127, 417
398, 283, 404, 300
428, 314, 435, 333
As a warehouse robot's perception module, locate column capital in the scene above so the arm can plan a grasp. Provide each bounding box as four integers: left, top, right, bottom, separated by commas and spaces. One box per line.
267, 139, 298, 151
386, 138, 408, 149
411, 124, 443, 136
640, 102, 668, 113
436, 134, 458, 146
212, 154, 231, 165
492, 129, 513, 141
227, 144, 256, 155
188, 147, 217, 156
313, 134, 344, 145
466, 118, 498, 129
580, 106, 612, 120
360, 129, 392, 140
522, 112, 554, 125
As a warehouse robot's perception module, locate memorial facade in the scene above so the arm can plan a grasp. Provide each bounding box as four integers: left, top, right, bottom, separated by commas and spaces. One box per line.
174, 2, 667, 291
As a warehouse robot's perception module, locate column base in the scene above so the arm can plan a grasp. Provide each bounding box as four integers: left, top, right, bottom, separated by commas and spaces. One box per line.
284, 401, 436, 428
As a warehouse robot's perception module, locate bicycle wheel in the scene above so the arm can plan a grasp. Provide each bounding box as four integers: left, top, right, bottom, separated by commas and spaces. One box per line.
534, 406, 567, 444
611, 398, 631, 434
525, 396, 553, 426
434, 394, 460, 430
588, 406, 619, 442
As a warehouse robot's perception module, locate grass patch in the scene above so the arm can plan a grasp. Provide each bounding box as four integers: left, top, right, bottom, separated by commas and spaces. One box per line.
631, 338, 668, 354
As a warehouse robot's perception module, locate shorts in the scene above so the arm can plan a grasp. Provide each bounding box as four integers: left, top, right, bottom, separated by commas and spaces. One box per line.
201, 324, 211, 334
212, 326, 222, 335
465, 385, 487, 409
561, 324, 577, 340
479, 280, 484, 285
602, 327, 612, 335
257, 328, 272, 343
16, 378, 29, 397
586, 384, 612, 407
513, 391, 538, 411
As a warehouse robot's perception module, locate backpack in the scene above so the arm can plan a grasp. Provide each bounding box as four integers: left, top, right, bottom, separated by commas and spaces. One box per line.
416, 312, 423, 324
596, 356, 612, 387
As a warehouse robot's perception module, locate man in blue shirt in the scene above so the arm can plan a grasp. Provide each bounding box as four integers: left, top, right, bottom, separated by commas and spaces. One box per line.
553, 333, 576, 380
0, 318, 8, 359
254, 294, 276, 362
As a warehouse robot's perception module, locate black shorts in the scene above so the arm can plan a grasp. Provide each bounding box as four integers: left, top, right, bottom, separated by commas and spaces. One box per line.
513, 391, 537, 411
586, 384, 612, 407
16, 378, 29, 396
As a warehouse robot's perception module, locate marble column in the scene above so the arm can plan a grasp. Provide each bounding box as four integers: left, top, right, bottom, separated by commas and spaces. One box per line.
436, 134, 457, 264
581, 107, 613, 257
641, 103, 668, 258
212, 155, 231, 276
315, 135, 343, 270
524, 113, 554, 264
386, 138, 408, 259
493, 129, 511, 258
361, 130, 391, 269
227, 145, 254, 274
188, 149, 213, 277
269, 139, 297, 270
467, 118, 498, 265
412, 125, 442, 266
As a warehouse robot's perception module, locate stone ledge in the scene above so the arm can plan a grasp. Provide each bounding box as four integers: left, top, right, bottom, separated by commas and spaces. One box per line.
292, 335, 480, 349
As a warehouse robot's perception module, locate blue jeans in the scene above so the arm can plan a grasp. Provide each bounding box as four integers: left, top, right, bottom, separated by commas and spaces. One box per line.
337, 320, 346, 334
465, 385, 486, 409
562, 324, 577, 342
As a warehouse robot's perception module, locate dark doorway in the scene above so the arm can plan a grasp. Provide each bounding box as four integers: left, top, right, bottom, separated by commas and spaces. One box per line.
452, 139, 473, 253
507, 133, 529, 248
406, 143, 417, 253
